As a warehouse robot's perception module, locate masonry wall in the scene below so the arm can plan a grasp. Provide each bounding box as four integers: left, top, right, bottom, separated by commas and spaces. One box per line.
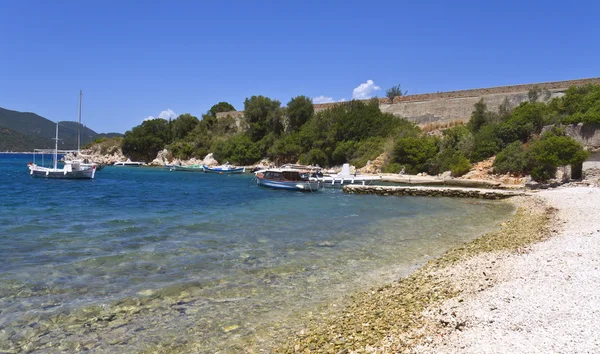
216, 77, 600, 126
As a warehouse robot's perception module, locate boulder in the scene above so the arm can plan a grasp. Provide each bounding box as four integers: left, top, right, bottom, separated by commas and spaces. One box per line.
149, 149, 173, 166
202, 153, 218, 166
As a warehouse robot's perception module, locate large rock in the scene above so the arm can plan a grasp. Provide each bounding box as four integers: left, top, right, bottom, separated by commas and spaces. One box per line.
202, 153, 218, 166
149, 149, 174, 166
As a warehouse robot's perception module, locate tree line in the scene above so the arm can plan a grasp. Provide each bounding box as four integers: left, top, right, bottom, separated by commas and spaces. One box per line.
119, 84, 598, 181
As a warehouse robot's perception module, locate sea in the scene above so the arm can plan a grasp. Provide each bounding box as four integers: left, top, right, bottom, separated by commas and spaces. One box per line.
0, 153, 515, 352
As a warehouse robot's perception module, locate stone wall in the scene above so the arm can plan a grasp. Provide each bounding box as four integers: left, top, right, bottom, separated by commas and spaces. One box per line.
216, 77, 600, 126
563, 123, 600, 149
343, 185, 525, 199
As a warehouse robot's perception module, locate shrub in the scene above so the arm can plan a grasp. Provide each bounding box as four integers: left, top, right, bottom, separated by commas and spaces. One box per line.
392, 136, 439, 174
351, 137, 386, 168
527, 132, 589, 182
493, 141, 528, 175
471, 124, 502, 162
302, 148, 328, 167
449, 153, 471, 177
382, 162, 404, 174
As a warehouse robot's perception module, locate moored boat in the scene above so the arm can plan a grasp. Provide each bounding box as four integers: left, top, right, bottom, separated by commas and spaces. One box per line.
255, 168, 321, 191
28, 123, 96, 179
113, 161, 144, 167
202, 162, 245, 174
167, 164, 204, 172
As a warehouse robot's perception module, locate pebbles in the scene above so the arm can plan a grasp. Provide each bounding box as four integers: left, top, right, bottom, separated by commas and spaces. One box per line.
273, 199, 553, 353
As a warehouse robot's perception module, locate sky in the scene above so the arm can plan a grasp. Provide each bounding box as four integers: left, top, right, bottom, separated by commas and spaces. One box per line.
1, 0, 599, 134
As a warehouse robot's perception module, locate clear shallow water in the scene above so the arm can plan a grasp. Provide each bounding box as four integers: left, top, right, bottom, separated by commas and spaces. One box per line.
0, 153, 514, 352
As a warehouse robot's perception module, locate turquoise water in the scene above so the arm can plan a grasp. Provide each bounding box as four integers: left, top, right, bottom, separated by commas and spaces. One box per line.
0, 153, 514, 352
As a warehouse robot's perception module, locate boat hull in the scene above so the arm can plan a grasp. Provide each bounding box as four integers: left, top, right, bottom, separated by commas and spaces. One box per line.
29, 166, 95, 179
256, 178, 321, 191
168, 165, 204, 172
202, 165, 245, 174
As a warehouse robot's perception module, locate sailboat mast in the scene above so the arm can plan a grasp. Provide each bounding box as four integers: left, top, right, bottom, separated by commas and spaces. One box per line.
54, 122, 59, 170
78, 90, 82, 153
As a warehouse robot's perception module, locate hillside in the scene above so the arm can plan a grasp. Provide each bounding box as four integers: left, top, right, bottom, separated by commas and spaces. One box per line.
0, 127, 53, 152
0, 107, 122, 151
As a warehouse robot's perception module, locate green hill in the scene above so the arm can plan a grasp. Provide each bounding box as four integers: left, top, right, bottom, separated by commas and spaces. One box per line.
0, 127, 53, 152
0, 107, 122, 151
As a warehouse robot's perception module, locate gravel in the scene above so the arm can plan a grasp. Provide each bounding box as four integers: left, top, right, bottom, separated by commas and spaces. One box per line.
417, 186, 600, 353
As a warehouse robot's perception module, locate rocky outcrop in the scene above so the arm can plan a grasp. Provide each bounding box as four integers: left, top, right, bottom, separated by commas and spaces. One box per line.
149, 149, 173, 166
148, 151, 220, 167
63, 149, 127, 165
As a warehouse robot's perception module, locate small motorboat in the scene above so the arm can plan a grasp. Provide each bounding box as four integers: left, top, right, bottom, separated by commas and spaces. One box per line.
255, 168, 321, 191
113, 161, 144, 167
167, 164, 204, 172
202, 162, 245, 174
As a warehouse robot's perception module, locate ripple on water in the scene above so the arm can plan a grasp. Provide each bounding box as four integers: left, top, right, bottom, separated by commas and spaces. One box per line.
0, 157, 515, 352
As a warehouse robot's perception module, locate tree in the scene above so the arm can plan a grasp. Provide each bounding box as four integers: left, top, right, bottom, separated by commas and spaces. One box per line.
208, 102, 236, 117
386, 84, 408, 101
493, 141, 528, 175
467, 99, 488, 133
527, 131, 589, 181
392, 136, 439, 174
244, 96, 283, 141
286, 95, 314, 132
122, 119, 170, 162
171, 113, 199, 140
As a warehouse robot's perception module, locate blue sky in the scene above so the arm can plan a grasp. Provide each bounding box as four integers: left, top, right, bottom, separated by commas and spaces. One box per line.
1, 0, 599, 133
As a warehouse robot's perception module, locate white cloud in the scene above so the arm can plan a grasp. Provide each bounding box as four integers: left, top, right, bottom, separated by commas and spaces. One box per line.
312, 95, 335, 104
338, 98, 347, 102
158, 109, 177, 120
144, 108, 177, 122
352, 80, 381, 100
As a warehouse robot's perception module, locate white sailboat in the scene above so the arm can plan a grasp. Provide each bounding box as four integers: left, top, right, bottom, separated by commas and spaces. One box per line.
28, 92, 97, 179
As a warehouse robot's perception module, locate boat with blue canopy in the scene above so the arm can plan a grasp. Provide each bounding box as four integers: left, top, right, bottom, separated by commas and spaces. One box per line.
255, 168, 321, 191
202, 162, 245, 174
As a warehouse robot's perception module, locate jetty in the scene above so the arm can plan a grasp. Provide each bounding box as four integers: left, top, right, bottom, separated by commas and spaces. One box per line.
343, 185, 526, 199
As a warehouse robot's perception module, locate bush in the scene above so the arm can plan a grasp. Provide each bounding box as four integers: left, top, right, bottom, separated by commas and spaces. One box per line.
527, 132, 589, 181
392, 136, 439, 174
449, 153, 471, 177
302, 148, 328, 167
493, 141, 528, 175
351, 137, 386, 168
471, 124, 502, 162
431, 149, 471, 176
381, 162, 404, 174
213, 134, 262, 165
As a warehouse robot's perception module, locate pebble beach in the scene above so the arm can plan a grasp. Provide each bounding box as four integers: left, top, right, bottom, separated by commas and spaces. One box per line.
276, 186, 600, 353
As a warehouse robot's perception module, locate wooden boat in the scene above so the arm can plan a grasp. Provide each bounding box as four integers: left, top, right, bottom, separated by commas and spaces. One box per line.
255, 168, 321, 191
28, 123, 96, 179
202, 162, 245, 174
167, 164, 204, 172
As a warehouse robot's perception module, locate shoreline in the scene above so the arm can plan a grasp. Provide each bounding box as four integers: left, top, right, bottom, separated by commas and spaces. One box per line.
272, 186, 598, 353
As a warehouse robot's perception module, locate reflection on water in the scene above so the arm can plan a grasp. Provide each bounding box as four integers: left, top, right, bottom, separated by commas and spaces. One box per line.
0, 155, 514, 352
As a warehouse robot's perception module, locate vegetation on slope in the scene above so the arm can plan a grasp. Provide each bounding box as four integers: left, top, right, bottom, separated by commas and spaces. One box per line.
0, 107, 122, 151
122, 84, 597, 181
0, 127, 53, 151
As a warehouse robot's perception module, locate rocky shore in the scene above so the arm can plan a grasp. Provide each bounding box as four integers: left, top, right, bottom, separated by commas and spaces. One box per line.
270, 186, 599, 353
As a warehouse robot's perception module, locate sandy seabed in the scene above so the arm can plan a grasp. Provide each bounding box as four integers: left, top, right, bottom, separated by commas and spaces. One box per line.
411, 186, 600, 353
